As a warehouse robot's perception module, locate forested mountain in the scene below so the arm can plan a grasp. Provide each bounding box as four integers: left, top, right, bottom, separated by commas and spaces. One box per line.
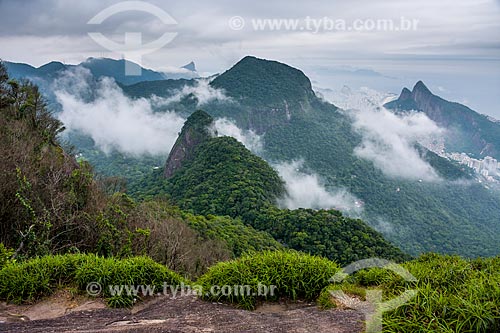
0, 62, 281, 275
129, 110, 408, 265
1, 59, 499, 333
155, 56, 500, 257
385, 81, 500, 159
5, 55, 500, 258
164, 110, 216, 178
122, 78, 195, 99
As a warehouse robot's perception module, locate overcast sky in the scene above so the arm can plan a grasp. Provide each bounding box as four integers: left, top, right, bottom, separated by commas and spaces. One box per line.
1, 0, 499, 115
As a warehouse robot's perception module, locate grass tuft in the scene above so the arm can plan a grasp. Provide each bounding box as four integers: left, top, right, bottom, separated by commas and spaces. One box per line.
196, 250, 339, 310
0, 253, 187, 307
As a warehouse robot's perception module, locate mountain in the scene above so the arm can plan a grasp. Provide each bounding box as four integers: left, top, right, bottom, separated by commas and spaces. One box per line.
9, 55, 498, 258
80, 58, 166, 85
385, 81, 500, 159
211, 56, 315, 107
204, 55, 325, 133
121, 78, 195, 99
3, 58, 198, 86
2, 61, 38, 79
0, 62, 285, 273
184, 57, 500, 258
164, 110, 214, 178
163, 110, 286, 220
132, 110, 409, 265
119, 57, 500, 258
182, 61, 196, 72
4, 58, 166, 85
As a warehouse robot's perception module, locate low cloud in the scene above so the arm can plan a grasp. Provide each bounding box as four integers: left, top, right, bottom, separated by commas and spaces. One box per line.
151, 78, 230, 107
213, 118, 263, 153
55, 68, 185, 156
351, 107, 443, 181
322, 86, 444, 182
371, 217, 395, 235
275, 160, 362, 212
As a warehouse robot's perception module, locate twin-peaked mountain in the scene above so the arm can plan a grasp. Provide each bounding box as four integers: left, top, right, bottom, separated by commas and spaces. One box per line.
385, 81, 500, 159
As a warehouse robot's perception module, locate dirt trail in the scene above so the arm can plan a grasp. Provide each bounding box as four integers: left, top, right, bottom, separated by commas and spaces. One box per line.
0, 293, 365, 333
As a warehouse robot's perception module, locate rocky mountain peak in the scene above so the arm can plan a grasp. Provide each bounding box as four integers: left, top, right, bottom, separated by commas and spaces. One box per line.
411, 80, 433, 101
164, 110, 214, 178
399, 87, 412, 100
182, 61, 196, 72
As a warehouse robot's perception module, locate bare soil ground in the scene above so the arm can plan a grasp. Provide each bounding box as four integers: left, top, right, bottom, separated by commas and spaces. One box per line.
0, 292, 365, 333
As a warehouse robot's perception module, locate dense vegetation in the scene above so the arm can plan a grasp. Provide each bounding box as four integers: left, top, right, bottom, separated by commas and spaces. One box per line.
0, 63, 279, 278
192, 56, 500, 257
197, 250, 339, 309
252, 207, 410, 265
211, 55, 316, 108
0, 62, 97, 256
167, 136, 286, 221
134, 116, 408, 267
121, 77, 194, 99
2, 59, 499, 332
0, 253, 186, 307
319, 254, 500, 332
182, 212, 282, 257
128, 109, 409, 265
30, 54, 499, 259
260, 113, 500, 256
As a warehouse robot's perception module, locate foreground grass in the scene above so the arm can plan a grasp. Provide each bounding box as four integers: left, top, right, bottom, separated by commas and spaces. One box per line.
319, 253, 500, 332
0, 253, 187, 307
1, 250, 498, 332
196, 250, 339, 309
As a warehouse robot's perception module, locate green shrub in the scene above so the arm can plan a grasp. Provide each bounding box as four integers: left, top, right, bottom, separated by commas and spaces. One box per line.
196, 250, 339, 309
0, 254, 85, 303
322, 254, 500, 332
0, 253, 187, 307
74, 255, 187, 307
0, 243, 14, 269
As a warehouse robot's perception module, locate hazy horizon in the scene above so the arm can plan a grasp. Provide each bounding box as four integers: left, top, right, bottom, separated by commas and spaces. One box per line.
1, 0, 499, 116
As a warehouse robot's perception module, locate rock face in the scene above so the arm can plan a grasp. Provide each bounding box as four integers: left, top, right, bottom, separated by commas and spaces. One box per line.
0, 294, 365, 333
164, 110, 214, 178
384, 81, 500, 158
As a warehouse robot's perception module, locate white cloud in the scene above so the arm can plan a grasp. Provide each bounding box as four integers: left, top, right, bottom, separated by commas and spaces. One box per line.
213, 118, 263, 153
321, 85, 444, 181
347, 94, 444, 181
151, 78, 230, 107
55, 68, 185, 156
352, 108, 444, 181
372, 217, 395, 235
275, 160, 362, 212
